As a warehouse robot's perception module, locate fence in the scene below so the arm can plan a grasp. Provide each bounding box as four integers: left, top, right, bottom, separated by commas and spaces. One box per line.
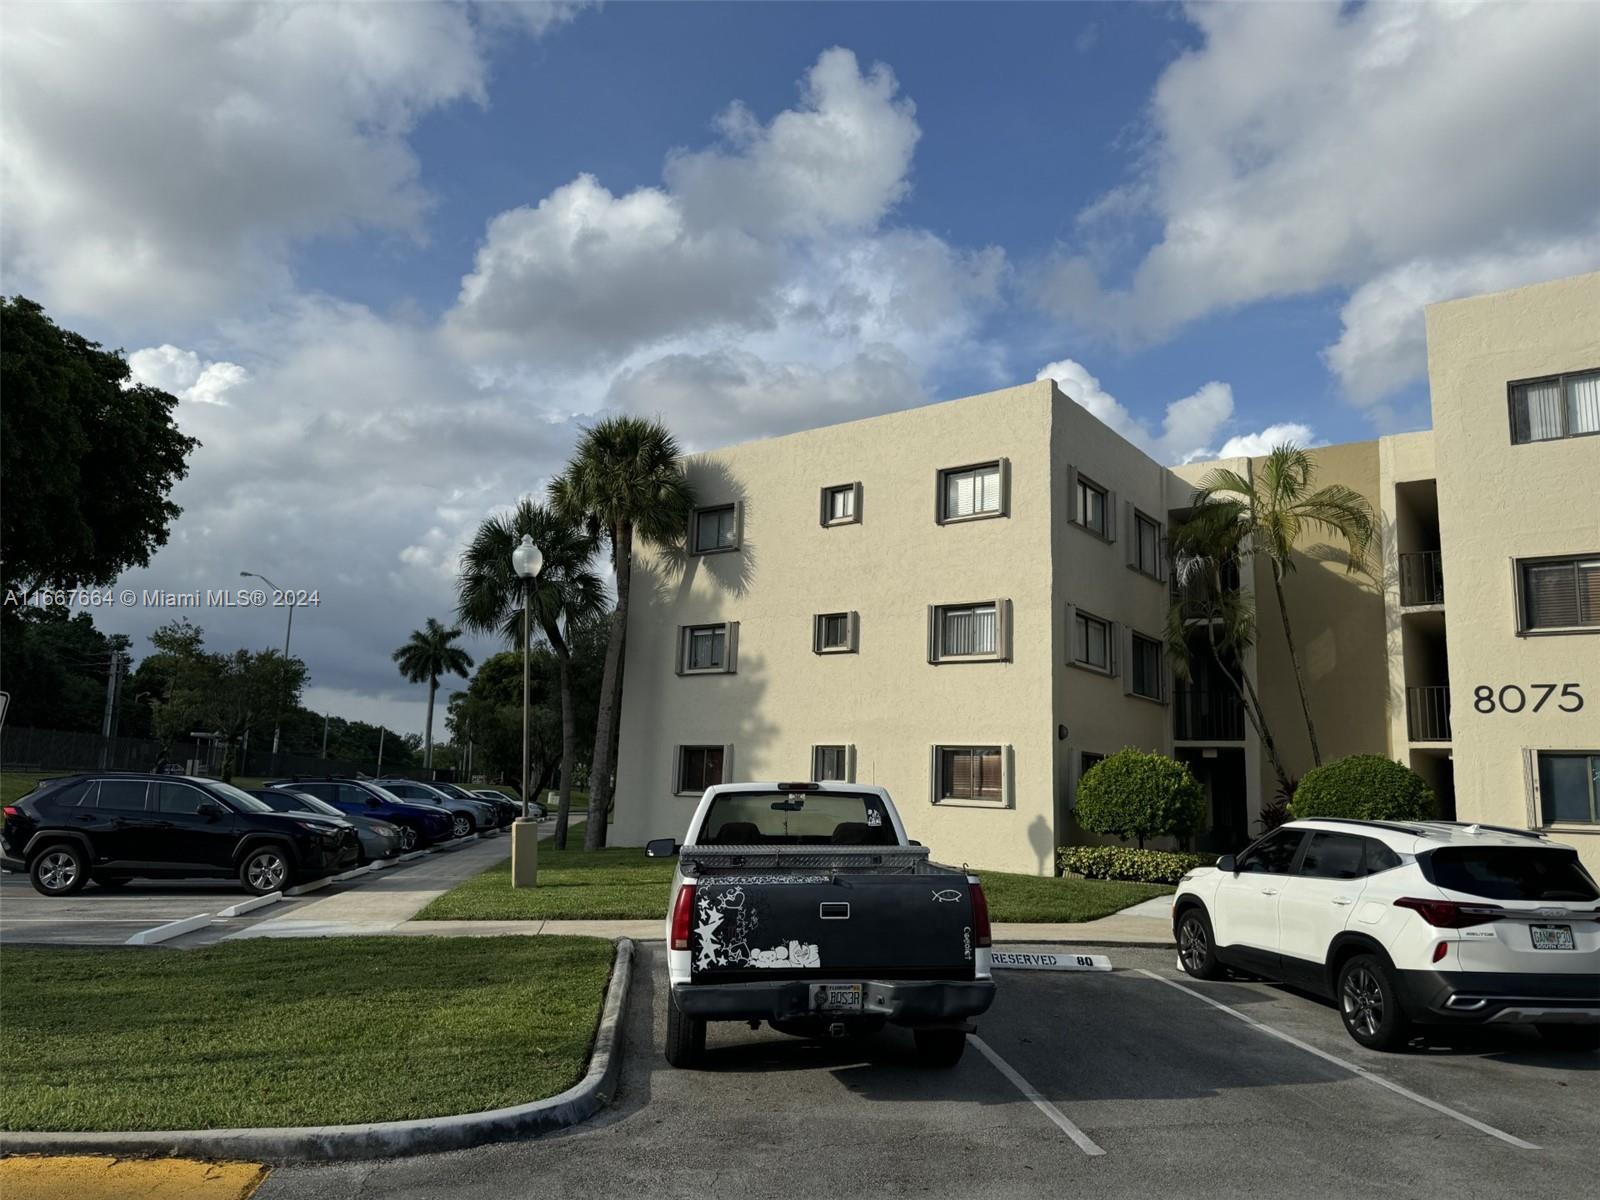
1173, 688, 1247, 741
1405, 686, 1452, 742
1399, 551, 1445, 607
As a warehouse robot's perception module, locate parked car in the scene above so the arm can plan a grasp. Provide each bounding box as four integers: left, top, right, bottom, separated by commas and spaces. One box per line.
473, 789, 545, 820
647, 780, 996, 1069
372, 779, 496, 839
247, 788, 403, 864
1, 773, 360, 896
431, 782, 516, 829
263, 778, 453, 850
1173, 818, 1600, 1051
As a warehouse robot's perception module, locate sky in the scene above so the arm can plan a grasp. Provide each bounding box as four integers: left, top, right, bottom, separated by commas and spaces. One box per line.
4, 1, 1597, 736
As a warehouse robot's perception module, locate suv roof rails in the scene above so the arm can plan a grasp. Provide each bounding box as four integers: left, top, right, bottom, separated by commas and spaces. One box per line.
1412, 820, 1547, 842
1295, 815, 1432, 836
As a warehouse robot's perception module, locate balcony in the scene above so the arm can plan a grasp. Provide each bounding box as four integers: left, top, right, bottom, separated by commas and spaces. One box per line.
1406, 685, 1452, 742
1399, 551, 1444, 607
1173, 688, 1247, 741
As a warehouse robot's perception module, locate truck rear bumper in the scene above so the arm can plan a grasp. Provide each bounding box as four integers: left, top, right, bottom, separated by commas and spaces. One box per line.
673, 978, 996, 1026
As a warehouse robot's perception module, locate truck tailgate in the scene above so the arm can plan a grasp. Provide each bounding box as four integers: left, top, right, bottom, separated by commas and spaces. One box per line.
689, 873, 978, 981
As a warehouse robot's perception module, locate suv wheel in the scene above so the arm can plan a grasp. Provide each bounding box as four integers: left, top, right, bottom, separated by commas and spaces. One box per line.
451, 814, 473, 839
664, 988, 706, 1068
240, 845, 292, 895
30, 844, 88, 896
1176, 907, 1224, 980
913, 1028, 967, 1068
1535, 1024, 1600, 1052
1337, 954, 1411, 1051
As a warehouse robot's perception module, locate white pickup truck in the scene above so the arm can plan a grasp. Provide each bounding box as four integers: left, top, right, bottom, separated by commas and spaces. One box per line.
646, 781, 996, 1068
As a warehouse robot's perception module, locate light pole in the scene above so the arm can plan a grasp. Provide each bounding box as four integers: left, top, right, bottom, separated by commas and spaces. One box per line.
241, 570, 295, 770
511, 533, 543, 888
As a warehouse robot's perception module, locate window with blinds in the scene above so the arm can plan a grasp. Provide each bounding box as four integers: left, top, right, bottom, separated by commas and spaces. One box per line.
693, 505, 738, 553
940, 463, 1002, 521
1135, 512, 1161, 576
677, 746, 725, 793
1074, 610, 1111, 670
821, 483, 860, 526
680, 623, 731, 672
1077, 476, 1108, 536
1130, 632, 1163, 699
815, 612, 853, 652
812, 745, 849, 782
1510, 369, 1600, 444
940, 604, 997, 657
1520, 556, 1600, 631
938, 746, 1002, 802
1537, 752, 1600, 824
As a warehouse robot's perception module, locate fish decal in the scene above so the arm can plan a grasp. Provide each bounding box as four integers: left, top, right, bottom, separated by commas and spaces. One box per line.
931, 889, 962, 902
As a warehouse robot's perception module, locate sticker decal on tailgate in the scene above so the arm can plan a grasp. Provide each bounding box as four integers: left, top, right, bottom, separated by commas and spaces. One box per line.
693, 884, 823, 971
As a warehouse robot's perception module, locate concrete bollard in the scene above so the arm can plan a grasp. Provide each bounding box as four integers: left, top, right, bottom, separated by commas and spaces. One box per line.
511, 816, 539, 888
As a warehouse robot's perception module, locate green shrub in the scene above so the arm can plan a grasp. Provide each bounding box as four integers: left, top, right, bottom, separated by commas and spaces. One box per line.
1288, 754, 1434, 822
1074, 748, 1207, 848
1058, 846, 1214, 885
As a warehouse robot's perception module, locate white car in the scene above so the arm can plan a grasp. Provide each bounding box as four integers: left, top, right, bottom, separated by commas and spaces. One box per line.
1172, 818, 1600, 1051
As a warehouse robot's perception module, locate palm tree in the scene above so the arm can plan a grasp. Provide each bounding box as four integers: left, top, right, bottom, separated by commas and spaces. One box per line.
1183, 444, 1376, 767
392, 618, 473, 769
456, 499, 605, 848
551, 416, 696, 849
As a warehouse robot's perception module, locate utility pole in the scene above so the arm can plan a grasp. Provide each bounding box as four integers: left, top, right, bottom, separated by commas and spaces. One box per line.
376, 726, 385, 775
98, 649, 122, 768
320, 712, 330, 758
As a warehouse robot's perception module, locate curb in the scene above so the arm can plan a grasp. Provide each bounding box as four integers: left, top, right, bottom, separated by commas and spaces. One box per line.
215, 892, 284, 918
284, 876, 331, 897
2, 938, 635, 1164
124, 912, 214, 946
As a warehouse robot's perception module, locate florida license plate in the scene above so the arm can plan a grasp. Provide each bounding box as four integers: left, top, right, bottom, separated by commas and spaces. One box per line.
1530, 924, 1576, 950
815, 983, 863, 1012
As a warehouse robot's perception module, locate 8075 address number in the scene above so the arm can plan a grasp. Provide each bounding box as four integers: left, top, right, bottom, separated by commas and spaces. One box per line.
1472, 683, 1584, 714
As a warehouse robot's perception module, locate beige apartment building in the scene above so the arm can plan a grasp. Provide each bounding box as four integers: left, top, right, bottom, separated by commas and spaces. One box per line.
612, 272, 1600, 875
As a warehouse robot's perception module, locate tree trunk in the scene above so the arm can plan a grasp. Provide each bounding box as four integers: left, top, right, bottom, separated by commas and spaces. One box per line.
585, 521, 632, 851
1270, 566, 1322, 767
424, 676, 437, 769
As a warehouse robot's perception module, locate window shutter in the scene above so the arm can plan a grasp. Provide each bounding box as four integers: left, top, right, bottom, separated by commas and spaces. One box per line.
1002, 744, 1014, 806
1124, 502, 1138, 567
997, 598, 1012, 661
930, 745, 941, 804
1120, 623, 1133, 695
686, 509, 697, 553
674, 627, 686, 676
849, 610, 860, 652
724, 622, 739, 673
998, 457, 1012, 517
1065, 603, 1079, 663
852, 481, 864, 524
1108, 620, 1120, 674
1157, 524, 1168, 582
1522, 748, 1541, 827
845, 744, 857, 783
818, 487, 829, 528
927, 605, 939, 663
811, 614, 822, 655
672, 745, 683, 794
733, 502, 745, 549
1106, 489, 1118, 541
934, 471, 946, 526
1067, 465, 1080, 524
721, 744, 734, 785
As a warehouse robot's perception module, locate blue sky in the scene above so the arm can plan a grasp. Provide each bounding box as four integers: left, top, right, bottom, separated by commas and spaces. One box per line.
4, 1, 1596, 732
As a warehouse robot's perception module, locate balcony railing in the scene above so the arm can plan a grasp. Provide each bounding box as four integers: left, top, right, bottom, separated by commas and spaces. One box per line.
1399, 551, 1444, 607
1173, 688, 1247, 741
1406, 685, 1452, 742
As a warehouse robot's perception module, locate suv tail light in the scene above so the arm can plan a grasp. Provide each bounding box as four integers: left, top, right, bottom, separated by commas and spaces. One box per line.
970, 881, 992, 948
671, 883, 697, 951
2, 806, 19, 820
1395, 897, 1506, 928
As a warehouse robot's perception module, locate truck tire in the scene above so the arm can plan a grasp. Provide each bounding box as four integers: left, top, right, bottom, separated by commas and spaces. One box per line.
914, 1028, 967, 1068
664, 988, 706, 1068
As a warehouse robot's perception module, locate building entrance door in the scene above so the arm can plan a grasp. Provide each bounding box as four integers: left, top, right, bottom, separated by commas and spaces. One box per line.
1177, 747, 1249, 855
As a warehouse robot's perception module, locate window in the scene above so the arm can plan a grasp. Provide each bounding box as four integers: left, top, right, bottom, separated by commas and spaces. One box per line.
1537, 752, 1600, 825
1072, 610, 1112, 672
936, 745, 1003, 804
93, 779, 149, 811
1075, 474, 1108, 536
1080, 751, 1105, 777
695, 789, 892, 845
820, 483, 861, 526
1510, 369, 1600, 444
814, 612, 856, 654
1128, 631, 1164, 700
1430, 845, 1598, 901
692, 504, 739, 554
812, 745, 850, 782
1237, 828, 1304, 874
678, 622, 737, 674
938, 461, 1006, 522
930, 601, 1007, 661
676, 745, 726, 794
1133, 511, 1162, 577
1298, 832, 1368, 880
1518, 556, 1600, 631
155, 781, 210, 815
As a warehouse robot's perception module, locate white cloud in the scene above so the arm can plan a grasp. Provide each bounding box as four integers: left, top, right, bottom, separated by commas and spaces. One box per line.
1035, 357, 1314, 465
127, 345, 248, 406
1042, 2, 1600, 405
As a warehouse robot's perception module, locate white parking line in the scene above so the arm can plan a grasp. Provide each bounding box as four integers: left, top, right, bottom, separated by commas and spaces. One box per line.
970, 1035, 1106, 1157
1133, 969, 1540, 1151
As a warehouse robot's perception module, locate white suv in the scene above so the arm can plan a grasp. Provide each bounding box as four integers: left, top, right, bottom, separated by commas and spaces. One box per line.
1172, 818, 1600, 1051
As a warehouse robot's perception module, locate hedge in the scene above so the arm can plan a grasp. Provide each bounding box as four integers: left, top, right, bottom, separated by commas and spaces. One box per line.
1287, 754, 1434, 823
1074, 748, 1207, 848
1058, 845, 1215, 885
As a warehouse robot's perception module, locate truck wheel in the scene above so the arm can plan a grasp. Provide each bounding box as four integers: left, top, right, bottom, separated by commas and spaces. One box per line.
1536, 1024, 1600, 1052
664, 989, 706, 1068
914, 1028, 967, 1068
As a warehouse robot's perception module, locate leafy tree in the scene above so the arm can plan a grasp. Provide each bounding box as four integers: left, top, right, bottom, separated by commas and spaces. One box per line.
0, 607, 123, 731
1181, 445, 1376, 767
1289, 755, 1434, 822
551, 417, 696, 849
447, 650, 562, 797
457, 499, 605, 841
392, 618, 473, 768
1074, 748, 1207, 850
0, 297, 199, 597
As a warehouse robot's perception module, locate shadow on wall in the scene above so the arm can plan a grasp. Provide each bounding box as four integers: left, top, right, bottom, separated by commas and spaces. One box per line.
1027, 813, 1054, 877
654, 459, 757, 601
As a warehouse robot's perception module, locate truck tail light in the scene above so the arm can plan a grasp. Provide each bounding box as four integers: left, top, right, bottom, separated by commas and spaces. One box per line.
671, 883, 697, 951
970, 882, 992, 948
1394, 897, 1505, 929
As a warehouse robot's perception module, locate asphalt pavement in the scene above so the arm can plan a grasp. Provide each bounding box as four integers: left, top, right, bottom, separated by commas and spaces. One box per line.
256, 943, 1597, 1200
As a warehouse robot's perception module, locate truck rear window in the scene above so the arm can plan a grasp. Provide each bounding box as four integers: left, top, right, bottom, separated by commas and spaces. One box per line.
696, 792, 895, 846
1429, 847, 1599, 902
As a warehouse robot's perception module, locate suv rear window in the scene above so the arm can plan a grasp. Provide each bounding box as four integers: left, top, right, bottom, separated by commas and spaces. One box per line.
695, 791, 895, 846
1429, 847, 1599, 902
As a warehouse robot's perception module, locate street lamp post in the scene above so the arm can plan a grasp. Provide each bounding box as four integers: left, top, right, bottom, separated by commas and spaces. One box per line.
511, 534, 543, 889
241, 570, 295, 771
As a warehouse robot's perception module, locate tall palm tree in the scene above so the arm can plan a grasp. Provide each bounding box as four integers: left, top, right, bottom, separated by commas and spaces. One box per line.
1183, 444, 1376, 767
456, 499, 605, 848
551, 416, 696, 849
392, 618, 473, 769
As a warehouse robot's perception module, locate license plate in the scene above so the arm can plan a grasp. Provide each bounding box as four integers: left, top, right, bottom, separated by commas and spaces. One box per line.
1530, 924, 1576, 951
815, 983, 863, 1012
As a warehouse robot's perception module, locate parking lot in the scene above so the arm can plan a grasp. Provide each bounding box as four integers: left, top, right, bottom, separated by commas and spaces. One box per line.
259, 942, 1597, 1200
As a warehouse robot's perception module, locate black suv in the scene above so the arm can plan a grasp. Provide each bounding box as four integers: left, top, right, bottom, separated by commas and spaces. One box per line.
1, 774, 360, 896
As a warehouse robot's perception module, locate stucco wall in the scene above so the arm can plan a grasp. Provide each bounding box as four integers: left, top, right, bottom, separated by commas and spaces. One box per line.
1426, 271, 1600, 871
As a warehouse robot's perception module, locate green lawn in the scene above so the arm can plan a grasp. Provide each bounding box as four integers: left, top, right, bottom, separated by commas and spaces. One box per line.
0, 935, 615, 1131
419, 838, 1172, 924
